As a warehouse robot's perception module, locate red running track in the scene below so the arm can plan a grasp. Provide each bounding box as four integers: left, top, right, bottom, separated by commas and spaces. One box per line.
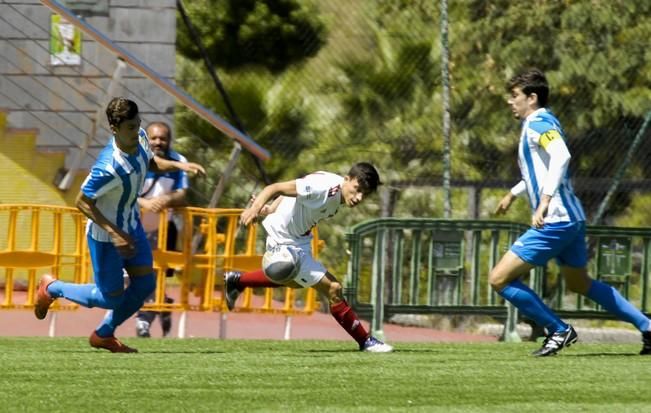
0, 288, 496, 343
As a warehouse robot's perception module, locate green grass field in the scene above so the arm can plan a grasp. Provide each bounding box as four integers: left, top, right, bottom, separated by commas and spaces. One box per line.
1, 338, 650, 412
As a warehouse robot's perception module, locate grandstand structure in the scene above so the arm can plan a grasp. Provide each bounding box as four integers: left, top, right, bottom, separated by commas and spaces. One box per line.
1, 0, 179, 198
0, 0, 287, 338
0, 0, 267, 203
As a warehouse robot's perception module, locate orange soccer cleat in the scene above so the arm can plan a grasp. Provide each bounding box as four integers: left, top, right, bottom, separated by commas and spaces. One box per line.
34, 274, 57, 320
89, 331, 138, 353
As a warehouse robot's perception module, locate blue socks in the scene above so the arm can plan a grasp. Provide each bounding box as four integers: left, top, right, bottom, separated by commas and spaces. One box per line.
47, 281, 125, 309
96, 274, 156, 337
498, 279, 651, 334
498, 280, 568, 334
586, 280, 650, 332
48, 275, 156, 338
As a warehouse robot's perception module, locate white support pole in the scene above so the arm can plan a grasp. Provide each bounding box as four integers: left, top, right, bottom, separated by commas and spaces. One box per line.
502, 303, 521, 343
48, 312, 57, 337
177, 311, 187, 339
283, 315, 292, 340
371, 229, 386, 340
219, 313, 227, 339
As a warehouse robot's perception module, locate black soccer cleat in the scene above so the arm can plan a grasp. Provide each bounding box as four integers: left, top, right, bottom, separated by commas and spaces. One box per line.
640, 331, 651, 355
224, 271, 243, 311
531, 325, 578, 357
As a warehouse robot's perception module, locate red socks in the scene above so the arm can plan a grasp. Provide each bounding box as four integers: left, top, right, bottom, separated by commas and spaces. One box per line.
237, 274, 369, 345
238, 269, 278, 289
330, 300, 369, 345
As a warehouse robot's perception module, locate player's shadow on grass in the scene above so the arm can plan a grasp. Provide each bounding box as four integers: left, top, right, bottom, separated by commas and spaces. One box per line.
303, 348, 442, 354
380, 348, 442, 353
565, 352, 639, 357
58, 349, 228, 354
140, 350, 228, 354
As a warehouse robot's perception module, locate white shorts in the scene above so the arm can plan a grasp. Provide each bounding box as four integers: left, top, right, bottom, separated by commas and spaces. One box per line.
265, 239, 326, 287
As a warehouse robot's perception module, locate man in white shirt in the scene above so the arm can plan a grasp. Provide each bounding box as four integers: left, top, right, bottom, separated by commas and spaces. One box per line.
135, 122, 189, 338
225, 162, 392, 352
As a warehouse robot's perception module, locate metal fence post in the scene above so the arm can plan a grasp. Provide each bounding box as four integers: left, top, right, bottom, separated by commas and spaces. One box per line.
371, 228, 386, 339
502, 303, 521, 342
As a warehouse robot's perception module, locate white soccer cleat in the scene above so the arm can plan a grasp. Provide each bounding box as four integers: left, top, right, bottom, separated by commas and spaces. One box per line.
360, 336, 394, 353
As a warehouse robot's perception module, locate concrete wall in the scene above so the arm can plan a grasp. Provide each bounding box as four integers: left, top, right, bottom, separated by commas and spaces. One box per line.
0, 0, 177, 169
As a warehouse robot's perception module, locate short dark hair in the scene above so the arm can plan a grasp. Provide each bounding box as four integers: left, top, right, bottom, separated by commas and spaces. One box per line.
347, 162, 382, 194
145, 121, 172, 140
106, 97, 139, 128
507, 68, 549, 107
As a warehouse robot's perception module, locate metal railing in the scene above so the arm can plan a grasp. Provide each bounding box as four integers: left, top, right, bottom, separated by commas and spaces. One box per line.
345, 218, 651, 340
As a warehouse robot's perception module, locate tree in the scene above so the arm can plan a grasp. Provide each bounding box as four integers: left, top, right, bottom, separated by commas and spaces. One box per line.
174, 0, 328, 206
452, 0, 651, 220
177, 0, 327, 72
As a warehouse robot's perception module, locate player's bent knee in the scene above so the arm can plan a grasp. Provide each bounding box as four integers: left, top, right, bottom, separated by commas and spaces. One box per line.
132, 274, 157, 301
565, 278, 590, 295
126, 265, 154, 277
328, 282, 343, 300
488, 270, 505, 291
142, 275, 157, 295
103, 290, 126, 309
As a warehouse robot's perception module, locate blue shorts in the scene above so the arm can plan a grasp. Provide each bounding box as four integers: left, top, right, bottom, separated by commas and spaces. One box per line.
510, 221, 587, 267
87, 224, 153, 294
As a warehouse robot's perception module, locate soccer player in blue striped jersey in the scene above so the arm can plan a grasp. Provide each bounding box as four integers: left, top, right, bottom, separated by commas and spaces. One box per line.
34, 98, 205, 352
490, 68, 651, 356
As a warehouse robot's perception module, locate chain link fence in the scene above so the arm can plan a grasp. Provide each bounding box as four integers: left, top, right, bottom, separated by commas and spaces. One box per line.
176, 0, 651, 224
2, 0, 650, 275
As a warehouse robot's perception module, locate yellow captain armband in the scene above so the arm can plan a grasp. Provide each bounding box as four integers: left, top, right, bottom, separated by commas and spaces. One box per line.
539, 130, 562, 150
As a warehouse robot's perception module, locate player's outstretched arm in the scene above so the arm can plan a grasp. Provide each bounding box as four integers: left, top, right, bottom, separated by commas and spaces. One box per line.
150, 155, 206, 177
240, 180, 297, 226
247, 193, 283, 217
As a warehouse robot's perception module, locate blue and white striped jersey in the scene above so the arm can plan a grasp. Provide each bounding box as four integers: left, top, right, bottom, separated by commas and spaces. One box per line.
81, 127, 155, 241
517, 108, 586, 223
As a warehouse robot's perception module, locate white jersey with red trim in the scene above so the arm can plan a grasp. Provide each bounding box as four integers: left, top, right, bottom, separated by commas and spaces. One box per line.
262, 171, 343, 245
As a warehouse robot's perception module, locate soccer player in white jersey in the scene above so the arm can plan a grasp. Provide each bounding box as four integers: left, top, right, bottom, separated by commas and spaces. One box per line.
490, 68, 651, 356
225, 162, 393, 352
34, 98, 205, 352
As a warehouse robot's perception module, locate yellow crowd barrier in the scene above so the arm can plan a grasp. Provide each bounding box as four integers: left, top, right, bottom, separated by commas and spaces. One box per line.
147, 207, 321, 317
0, 204, 322, 321
0, 204, 88, 312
